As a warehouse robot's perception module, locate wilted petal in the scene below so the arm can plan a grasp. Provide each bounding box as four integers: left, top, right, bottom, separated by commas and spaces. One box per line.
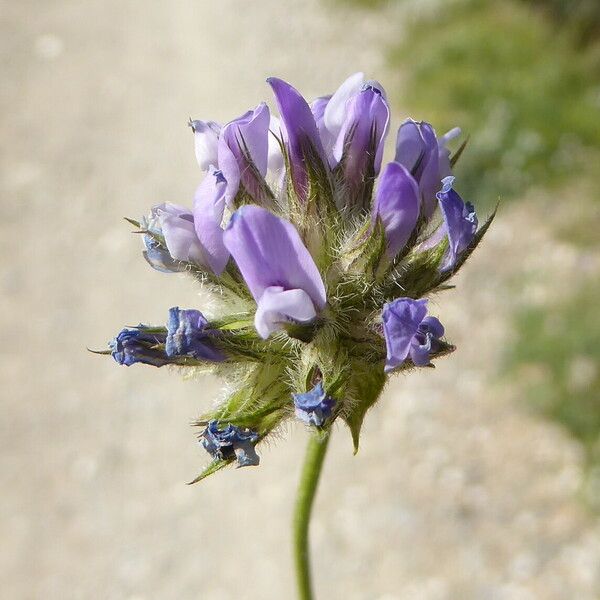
189, 119, 220, 171
437, 177, 478, 272
218, 103, 270, 204
372, 162, 420, 257
223, 205, 326, 309
201, 421, 260, 467
254, 286, 317, 339
293, 382, 335, 427
193, 167, 230, 275
267, 77, 328, 198
109, 327, 170, 367
166, 307, 225, 362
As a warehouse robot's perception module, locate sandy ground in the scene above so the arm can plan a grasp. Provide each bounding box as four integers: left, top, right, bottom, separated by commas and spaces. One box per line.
1, 1, 599, 598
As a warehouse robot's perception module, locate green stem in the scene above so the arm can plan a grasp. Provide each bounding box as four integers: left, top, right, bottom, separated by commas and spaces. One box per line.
293, 431, 331, 600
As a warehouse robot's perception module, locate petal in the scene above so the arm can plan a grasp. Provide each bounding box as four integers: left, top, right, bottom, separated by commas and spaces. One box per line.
218, 103, 270, 204
254, 286, 317, 339
382, 298, 428, 372
267, 115, 285, 174
267, 77, 327, 197
223, 205, 326, 309
372, 162, 420, 257
437, 177, 478, 271
323, 72, 364, 138
189, 120, 220, 171
193, 167, 230, 274
156, 203, 205, 265
420, 316, 445, 339
333, 85, 390, 178
311, 95, 335, 166
409, 335, 433, 366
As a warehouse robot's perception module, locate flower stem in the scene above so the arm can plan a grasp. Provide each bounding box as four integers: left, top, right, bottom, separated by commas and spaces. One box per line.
293, 430, 331, 600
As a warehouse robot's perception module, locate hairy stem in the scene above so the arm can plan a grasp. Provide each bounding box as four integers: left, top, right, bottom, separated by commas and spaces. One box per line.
293, 430, 331, 600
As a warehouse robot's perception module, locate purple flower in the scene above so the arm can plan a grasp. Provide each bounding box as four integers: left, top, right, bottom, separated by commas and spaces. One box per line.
223, 205, 326, 339
372, 161, 420, 258
267, 114, 285, 176
218, 103, 270, 205
437, 177, 478, 272
332, 83, 390, 191
109, 327, 170, 367
201, 420, 260, 467
267, 77, 328, 200
166, 307, 225, 362
189, 119, 220, 171
293, 382, 335, 427
394, 119, 461, 218
192, 167, 230, 275
146, 203, 207, 268
382, 298, 445, 372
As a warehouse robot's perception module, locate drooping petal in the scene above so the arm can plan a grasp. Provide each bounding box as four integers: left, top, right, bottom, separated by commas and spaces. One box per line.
189, 119, 220, 171
382, 298, 428, 372
218, 103, 270, 204
193, 167, 230, 275
333, 84, 390, 192
267, 77, 328, 199
372, 162, 420, 257
166, 307, 225, 362
254, 286, 317, 339
223, 205, 326, 309
437, 177, 478, 272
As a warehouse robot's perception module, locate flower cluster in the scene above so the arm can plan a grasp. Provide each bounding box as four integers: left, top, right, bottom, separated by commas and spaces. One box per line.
103, 73, 493, 482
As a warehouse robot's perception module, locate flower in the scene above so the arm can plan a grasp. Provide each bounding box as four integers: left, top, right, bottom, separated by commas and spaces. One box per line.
110, 327, 170, 367
105, 73, 493, 481
437, 177, 478, 272
293, 383, 335, 427
394, 119, 461, 218
382, 298, 445, 372
200, 421, 260, 467
223, 205, 326, 339
217, 103, 271, 205
332, 82, 390, 199
372, 161, 420, 258
166, 308, 225, 362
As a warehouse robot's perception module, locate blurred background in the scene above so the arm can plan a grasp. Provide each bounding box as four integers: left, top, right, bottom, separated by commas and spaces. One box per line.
1, 0, 599, 598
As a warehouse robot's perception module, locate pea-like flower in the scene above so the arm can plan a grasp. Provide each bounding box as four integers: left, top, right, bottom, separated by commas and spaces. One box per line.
382, 298, 445, 372
102, 73, 493, 481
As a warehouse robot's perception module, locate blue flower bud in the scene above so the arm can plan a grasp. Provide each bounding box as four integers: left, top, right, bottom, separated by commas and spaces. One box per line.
293, 382, 335, 427
201, 421, 260, 467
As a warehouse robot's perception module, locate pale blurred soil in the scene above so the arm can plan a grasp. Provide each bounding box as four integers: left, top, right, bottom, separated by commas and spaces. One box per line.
1, 1, 599, 599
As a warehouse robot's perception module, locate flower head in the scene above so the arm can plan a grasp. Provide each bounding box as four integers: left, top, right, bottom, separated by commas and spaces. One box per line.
105, 73, 492, 481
